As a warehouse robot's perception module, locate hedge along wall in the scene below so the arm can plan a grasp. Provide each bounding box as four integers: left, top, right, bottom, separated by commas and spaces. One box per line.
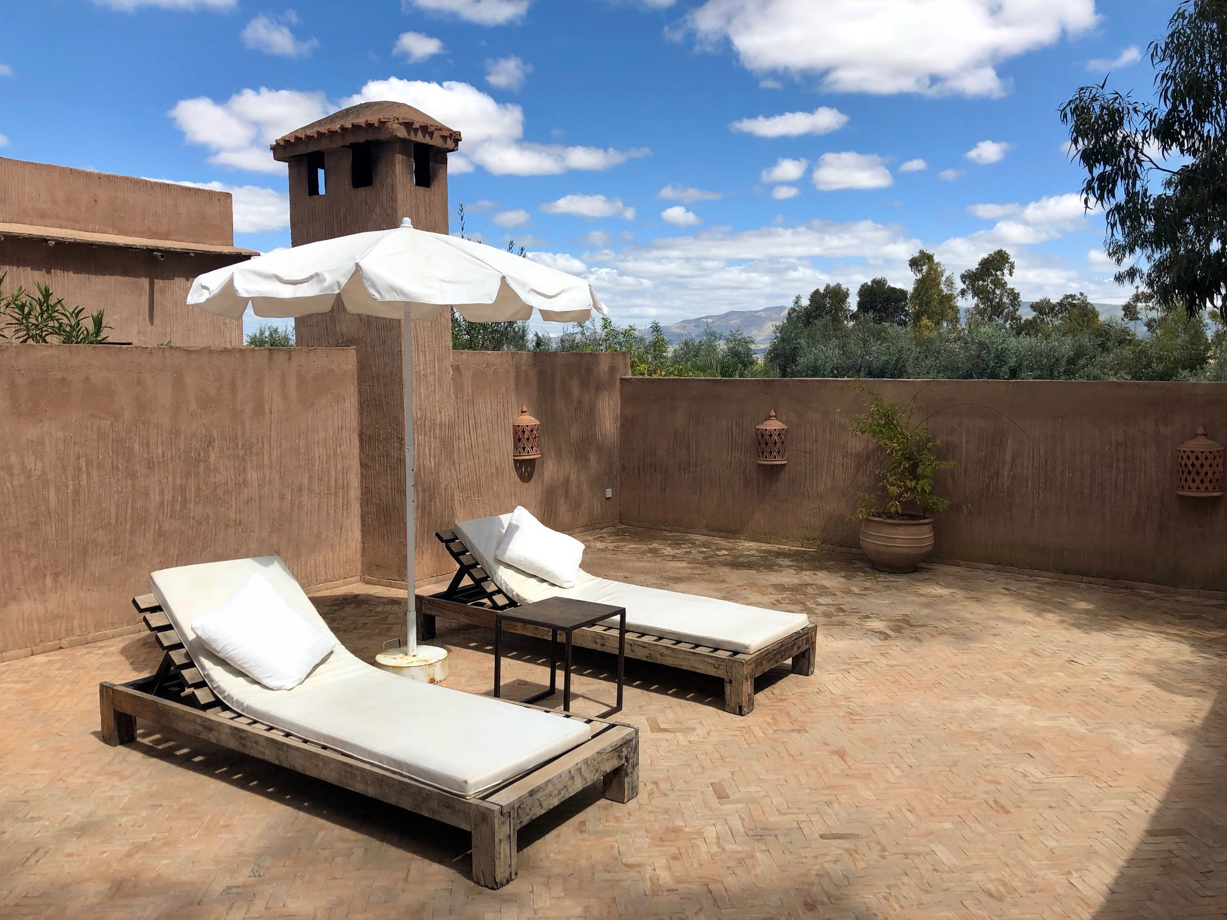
0, 344, 362, 654
620, 377, 1227, 592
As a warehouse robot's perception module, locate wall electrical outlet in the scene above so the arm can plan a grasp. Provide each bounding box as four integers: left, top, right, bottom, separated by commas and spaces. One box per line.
605, 488, 613, 499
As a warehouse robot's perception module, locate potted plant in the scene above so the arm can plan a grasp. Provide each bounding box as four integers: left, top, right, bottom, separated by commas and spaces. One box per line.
847, 384, 953, 573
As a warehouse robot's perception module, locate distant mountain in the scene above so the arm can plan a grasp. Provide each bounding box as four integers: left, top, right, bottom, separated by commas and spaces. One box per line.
662, 305, 790, 349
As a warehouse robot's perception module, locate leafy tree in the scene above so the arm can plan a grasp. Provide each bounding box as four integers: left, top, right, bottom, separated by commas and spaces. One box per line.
1110, 301, 1210, 379
907, 250, 959, 337
1016, 293, 1103, 336
451, 311, 529, 351
854, 277, 909, 326
959, 249, 1022, 328
1061, 0, 1227, 316
801, 283, 851, 326
246, 324, 294, 347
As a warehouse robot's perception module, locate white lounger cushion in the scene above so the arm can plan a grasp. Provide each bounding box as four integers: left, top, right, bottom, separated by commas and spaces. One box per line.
150, 556, 592, 797
496, 506, 584, 588
454, 515, 810, 655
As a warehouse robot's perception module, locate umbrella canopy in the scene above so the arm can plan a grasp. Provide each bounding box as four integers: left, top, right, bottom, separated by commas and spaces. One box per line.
187, 218, 606, 666
189, 217, 605, 322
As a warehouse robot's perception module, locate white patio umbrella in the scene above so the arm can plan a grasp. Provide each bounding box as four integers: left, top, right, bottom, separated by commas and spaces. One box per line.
188, 217, 606, 678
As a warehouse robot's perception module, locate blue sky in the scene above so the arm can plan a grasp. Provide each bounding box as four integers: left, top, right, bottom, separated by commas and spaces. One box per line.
0, 0, 1180, 326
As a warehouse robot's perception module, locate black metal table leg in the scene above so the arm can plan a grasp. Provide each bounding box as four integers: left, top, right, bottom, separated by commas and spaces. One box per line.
563, 630, 574, 711
493, 614, 502, 698
598, 610, 626, 718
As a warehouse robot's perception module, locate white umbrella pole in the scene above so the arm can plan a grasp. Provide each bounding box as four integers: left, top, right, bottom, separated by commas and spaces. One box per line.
375, 311, 448, 682
404, 311, 418, 656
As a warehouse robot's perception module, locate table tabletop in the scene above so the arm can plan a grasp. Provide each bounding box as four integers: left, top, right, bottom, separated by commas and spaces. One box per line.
497, 596, 625, 631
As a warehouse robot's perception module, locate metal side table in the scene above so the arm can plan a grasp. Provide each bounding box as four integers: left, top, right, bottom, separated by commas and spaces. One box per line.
493, 597, 627, 718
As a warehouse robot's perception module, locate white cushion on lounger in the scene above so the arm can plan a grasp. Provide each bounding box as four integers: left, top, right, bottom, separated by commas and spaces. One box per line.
496, 506, 584, 588
193, 573, 335, 690
150, 556, 592, 797
454, 514, 810, 655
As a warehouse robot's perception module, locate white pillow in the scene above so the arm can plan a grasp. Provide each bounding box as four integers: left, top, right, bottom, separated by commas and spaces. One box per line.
192, 573, 335, 691
495, 506, 585, 588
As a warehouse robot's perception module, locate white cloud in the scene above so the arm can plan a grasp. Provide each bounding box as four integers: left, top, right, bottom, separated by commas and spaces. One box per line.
403, 0, 529, 26
346, 78, 649, 175
965, 140, 1011, 164
492, 208, 531, 228
1087, 45, 1141, 71
394, 32, 445, 62
658, 184, 723, 203
899, 158, 927, 172
541, 194, 636, 220
0, 65, 12, 77
760, 157, 807, 183
528, 251, 589, 274
151, 179, 289, 233
0, 133, 8, 148
758, 77, 783, 89
938, 168, 964, 181
567, 218, 921, 322
241, 13, 318, 59
945, 193, 1088, 255
169, 88, 330, 174
771, 185, 800, 200
680, 0, 1097, 97
813, 152, 892, 191
661, 206, 702, 227
1087, 248, 1115, 270
486, 55, 532, 91
580, 229, 612, 248
95, 0, 235, 9
730, 106, 848, 138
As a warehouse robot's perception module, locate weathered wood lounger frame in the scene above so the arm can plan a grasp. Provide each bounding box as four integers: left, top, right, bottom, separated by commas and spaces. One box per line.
99, 594, 639, 890
418, 529, 818, 716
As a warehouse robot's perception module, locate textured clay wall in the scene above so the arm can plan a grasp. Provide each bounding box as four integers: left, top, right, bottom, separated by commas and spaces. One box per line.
0, 238, 242, 345
447, 350, 627, 548
621, 378, 1227, 592
0, 157, 233, 244
0, 345, 362, 653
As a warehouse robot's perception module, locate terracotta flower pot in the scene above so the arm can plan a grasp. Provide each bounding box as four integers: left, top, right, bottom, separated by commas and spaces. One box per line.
859, 515, 935, 573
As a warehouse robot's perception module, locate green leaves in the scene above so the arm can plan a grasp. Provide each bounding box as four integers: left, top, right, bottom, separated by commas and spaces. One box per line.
0, 275, 111, 344
246, 325, 295, 347
1061, 0, 1227, 316
847, 384, 954, 519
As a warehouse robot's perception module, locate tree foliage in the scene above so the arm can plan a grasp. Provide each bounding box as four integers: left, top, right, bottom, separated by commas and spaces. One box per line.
1061, 0, 1227, 315
855, 277, 909, 326
959, 249, 1022, 329
907, 250, 960, 337
246, 324, 295, 347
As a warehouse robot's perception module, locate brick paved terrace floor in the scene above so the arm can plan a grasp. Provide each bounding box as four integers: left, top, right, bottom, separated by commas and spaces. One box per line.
3, 528, 1226, 919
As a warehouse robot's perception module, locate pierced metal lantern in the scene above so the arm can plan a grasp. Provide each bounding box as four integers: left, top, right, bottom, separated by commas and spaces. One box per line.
756, 410, 788, 466
1177, 426, 1224, 497
512, 404, 541, 460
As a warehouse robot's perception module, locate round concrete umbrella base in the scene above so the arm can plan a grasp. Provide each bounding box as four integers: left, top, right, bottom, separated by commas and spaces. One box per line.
375, 645, 450, 684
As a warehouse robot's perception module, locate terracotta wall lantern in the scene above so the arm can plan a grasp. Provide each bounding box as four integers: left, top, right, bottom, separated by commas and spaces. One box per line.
756, 410, 788, 466
513, 404, 541, 460
1177, 427, 1224, 497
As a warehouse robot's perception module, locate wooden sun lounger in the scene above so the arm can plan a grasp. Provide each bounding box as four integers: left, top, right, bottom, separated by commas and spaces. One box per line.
418, 530, 818, 716
99, 594, 639, 890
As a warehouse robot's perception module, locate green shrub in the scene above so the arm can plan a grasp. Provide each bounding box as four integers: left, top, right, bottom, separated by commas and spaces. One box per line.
246, 324, 295, 347
0, 274, 110, 344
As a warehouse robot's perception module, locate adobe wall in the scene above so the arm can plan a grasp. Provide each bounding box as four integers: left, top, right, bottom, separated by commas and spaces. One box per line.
620, 378, 1227, 592
448, 350, 627, 537
0, 344, 362, 654
0, 157, 233, 245
0, 237, 241, 345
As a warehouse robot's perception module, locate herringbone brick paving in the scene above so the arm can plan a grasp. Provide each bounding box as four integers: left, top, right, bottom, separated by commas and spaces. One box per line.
2, 527, 1225, 918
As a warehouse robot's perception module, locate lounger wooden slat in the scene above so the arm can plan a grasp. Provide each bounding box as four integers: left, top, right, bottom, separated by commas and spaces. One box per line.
143, 611, 171, 630
101, 595, 639, 889
421, 530, 818, 715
